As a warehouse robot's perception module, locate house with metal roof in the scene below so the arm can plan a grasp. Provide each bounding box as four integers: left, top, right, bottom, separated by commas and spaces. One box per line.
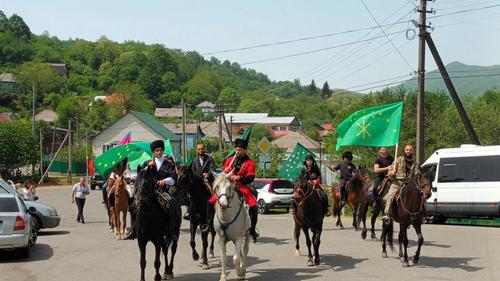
224, 113, 300, 135
92, 111, 181, 158
0, 73, 16, 93
196, 101, 215, 114
154, 108, 183, 118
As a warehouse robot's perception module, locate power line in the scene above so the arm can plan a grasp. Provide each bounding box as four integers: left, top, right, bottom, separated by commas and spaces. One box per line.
429, 4, 500, 18
240, 30, 407, 66
201, 20, 413, 56
360, 0, 415, 72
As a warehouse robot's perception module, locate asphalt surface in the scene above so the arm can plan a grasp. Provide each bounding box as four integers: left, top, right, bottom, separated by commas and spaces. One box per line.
1, 185, 499, 281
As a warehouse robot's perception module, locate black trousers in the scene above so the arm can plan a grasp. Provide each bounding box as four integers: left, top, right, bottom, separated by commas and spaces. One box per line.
75, 197, 86, 220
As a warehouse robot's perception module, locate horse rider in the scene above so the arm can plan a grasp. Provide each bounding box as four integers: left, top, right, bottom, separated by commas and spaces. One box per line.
328, 151, 356, 205
371, 147, 394, 207
186, 143, 216, 221
298, 154, 328, 215
205, 138, 260, 243
124, 140, 178, 240
382, 144, 417, 224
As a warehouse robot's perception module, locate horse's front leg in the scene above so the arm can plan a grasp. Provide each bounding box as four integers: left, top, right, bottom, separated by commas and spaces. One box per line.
313, 224, 323, 266
190, 220, 199, 261
370, 205, 380, 240
399, 223, 410, 267
412, 223, 424, 265
360, 203, 368, 240
294, 221, 301, 256
241, 234, 250, 279
303, 227, 313, 266
201, 227, 210, 269
381, 222, 388, 258
138, 239, 147, 281
352, 206, 358, 231
122, 210, 127, 238
218, 236, 227, 281
209, 227, 216, 258
233, 239, 243, 280
153, 240, 162, 281
165, 239, 178, 280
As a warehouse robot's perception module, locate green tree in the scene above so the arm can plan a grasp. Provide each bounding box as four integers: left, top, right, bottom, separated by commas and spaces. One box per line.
0, 121, 38, 173
7, 14, 31, 40
308, 79, 318, 95
218, 87, 240, 112
321, 81, 332, 99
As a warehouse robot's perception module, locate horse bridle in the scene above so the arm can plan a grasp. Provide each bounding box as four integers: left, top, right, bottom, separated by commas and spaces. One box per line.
213, 177, 244, 242
399, 171, 432, 217
294, 180, 315, 206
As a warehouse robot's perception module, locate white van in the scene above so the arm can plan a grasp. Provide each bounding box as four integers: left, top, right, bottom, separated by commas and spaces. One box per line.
422, 145, 500, 221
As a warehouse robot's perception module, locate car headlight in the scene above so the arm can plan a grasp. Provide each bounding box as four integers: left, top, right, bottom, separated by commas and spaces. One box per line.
49, 207, 58, 216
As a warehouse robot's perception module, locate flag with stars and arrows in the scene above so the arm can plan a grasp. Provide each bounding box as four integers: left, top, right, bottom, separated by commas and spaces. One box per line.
335, 101, 403, 151
278, 143, 315, 182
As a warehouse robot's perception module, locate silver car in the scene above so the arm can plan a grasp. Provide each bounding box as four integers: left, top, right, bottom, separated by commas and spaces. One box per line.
1, 179, 60, 231
0, 192, 38, 258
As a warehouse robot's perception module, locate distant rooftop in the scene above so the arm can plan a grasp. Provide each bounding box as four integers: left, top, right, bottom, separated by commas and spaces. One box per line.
35, 109, 58, 123
155, 108, 183, 118
0, 73, 16, 83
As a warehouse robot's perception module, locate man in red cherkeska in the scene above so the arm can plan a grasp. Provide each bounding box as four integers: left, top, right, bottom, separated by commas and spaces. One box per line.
205, 138, 259, 243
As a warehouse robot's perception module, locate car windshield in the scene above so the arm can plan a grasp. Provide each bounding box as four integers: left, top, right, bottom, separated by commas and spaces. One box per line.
0, 179, 14, 194
272, 180, 294, 189
252, 181, 269, 189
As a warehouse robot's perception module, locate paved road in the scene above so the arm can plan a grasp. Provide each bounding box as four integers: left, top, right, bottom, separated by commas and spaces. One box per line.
1, 185, 499, 281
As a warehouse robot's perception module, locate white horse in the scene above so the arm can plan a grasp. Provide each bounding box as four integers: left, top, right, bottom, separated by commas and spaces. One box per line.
209, 172, 250, 281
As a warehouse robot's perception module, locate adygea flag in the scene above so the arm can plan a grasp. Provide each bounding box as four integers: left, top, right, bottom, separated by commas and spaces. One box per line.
335, 101, 403, 151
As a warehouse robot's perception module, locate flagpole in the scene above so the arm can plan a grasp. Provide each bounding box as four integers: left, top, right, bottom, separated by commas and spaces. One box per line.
394, 143, 399, 159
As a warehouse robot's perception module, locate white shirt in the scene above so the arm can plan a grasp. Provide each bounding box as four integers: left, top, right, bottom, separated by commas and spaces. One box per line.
23, 187, 36, 201
198, 156, 204, 167
72, 183, 90, 199
155, 156, 165, 171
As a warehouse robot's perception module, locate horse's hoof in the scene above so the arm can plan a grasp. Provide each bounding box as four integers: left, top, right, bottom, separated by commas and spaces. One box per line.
314, 258, 320, 266
371, 234, 377, 240
237, 274, 246, 280
219, 277, 226, 281
412, 256, 419, 264
340, 226, 344, 230
209, 252, 215, 258
402, 261, 410, 268
155, 274, 162, 281
202, 263, 210, 270
116, 236, 121, 240
361, 232, 367, 240
192, 252, 199, 261
307, 260, 313, 267
399, 256, 405, 263
162, 273, 174, 280
335, 221, 340, 227
382, 252, 388, 258
294, 250, 301, 257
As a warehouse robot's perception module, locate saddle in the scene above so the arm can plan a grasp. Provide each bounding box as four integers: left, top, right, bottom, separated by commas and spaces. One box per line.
376, 178, 390, 197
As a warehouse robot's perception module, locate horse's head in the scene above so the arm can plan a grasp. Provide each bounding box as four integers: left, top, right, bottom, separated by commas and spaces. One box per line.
414, 166, 434, 199
211, 172, 235, 209
176, 165, 192, 188
355, 166, 370, 182
135, 166, 156, 195
114, 175, 126, 192
293, 176, 313, 203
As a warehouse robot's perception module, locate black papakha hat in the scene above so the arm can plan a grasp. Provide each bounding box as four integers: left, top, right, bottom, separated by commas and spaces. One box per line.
150, 140, 165, 152
342, 151, 353, 160
305, 154, 315, 161
234, 138, 248, 149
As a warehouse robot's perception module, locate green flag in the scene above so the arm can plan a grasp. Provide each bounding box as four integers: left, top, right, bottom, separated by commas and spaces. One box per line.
224, 124, 254, 160
335, 101, 403, 151
278, 143, 315, 182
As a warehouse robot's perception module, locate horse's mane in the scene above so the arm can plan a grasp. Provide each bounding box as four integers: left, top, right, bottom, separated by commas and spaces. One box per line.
212, 173, 232, 190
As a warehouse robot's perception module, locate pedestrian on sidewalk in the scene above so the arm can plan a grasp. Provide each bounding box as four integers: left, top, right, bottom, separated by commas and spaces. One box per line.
72, 177, 90, 224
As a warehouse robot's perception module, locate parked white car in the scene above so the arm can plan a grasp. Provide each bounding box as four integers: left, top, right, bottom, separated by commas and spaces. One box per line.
251, 179, 294, 214
0, 192, 38, 258
1, 179, 60, 231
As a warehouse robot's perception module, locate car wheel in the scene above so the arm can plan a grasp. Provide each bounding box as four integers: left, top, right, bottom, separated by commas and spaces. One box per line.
18, 246, 30, 258
257, 200, 269, 214
32, 216, 41, 232
28, 222, 38, 247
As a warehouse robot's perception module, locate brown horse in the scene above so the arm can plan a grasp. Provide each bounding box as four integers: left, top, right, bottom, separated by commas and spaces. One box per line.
359, 177, 393, 241
293, 177, 327, 266
331, 167, 370, 230
381, 167, 433, 267
110, 176, 129, 239
104, 177, 115, 231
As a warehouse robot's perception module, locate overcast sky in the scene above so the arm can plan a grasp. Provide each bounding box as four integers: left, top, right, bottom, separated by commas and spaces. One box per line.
2, 0, 500, 92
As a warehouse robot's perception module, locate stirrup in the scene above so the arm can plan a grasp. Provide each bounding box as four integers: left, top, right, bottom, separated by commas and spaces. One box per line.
201, 224, 211, 233
382, 215, 391, 224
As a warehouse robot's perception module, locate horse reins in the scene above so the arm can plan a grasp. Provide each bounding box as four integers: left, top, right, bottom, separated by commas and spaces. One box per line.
215, 184, 244, 242
398, 175, 430, 217
294, 181, 315, 207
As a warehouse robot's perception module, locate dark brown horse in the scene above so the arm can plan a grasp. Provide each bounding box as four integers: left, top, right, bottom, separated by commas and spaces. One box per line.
381, 167, 433, 267
359, 177, 393, 241
176, 165, 216, 269
293, 176, 327, 266
331, 167, 370, 230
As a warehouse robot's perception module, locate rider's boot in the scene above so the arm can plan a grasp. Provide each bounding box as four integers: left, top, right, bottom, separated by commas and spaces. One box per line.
249, 206, 259, 243
123, 204, 137, 240
201, 204, 214, 233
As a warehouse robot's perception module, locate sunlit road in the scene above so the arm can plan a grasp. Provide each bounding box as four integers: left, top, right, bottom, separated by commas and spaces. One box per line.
1, 185, 499, 281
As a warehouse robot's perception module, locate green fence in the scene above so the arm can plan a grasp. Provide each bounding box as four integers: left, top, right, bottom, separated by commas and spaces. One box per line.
43, 160, 87, 174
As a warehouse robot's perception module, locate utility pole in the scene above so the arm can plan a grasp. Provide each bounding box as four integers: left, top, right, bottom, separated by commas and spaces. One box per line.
68, 119, 72, 184
416, 0, 430, 164
425, 34, 480, 145
222, 112, 233, 145
39, 129, 43, 179
181, 98, 187, 162
32, 85, 36, 134
217, 102, 224, 151
85, 128, 89, 181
